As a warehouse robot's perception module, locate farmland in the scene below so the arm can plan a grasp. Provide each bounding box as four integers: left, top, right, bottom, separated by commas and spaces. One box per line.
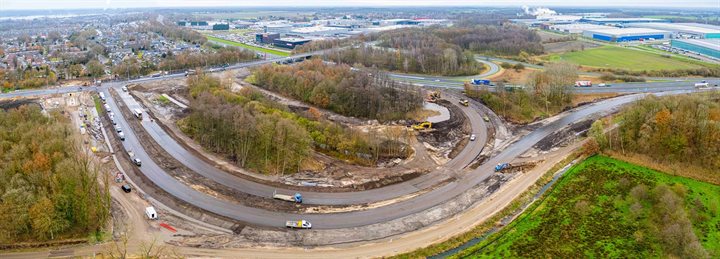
546, 45, 705, 71
459, 155, 720, 258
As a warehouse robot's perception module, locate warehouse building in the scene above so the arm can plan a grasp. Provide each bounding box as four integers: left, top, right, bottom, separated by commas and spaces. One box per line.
255, 33, 280, 44
583, 28, 670, 42
671, 39, 720, 59
626, 23, 720, 39
273, 38, 311, 49
549, 23, 615, 34
581, 17, 668, 25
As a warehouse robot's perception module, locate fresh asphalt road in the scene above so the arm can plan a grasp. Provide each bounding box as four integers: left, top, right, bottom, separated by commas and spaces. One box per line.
115, 84, 488, 205
103, 88, 705, 229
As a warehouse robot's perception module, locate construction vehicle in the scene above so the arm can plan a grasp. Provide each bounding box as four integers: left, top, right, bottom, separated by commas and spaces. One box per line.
286, 220, 312, 229
426, 91, 441, 102
495, 163, 511, 172
273, 190, 303, 203
459, 99, 469, 106
412, 121, 432, 131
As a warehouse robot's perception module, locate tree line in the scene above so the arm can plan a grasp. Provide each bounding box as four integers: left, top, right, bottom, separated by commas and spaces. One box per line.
138, 21, 207, 45
0, 106, 110, 243
181, 73, 412, 175
590, 93, 720, 172
250, 59, 424, 121
157, 46, 256, 72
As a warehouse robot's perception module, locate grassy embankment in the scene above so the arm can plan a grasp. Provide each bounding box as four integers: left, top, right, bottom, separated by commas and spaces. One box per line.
205, 35, 291, 57
546, 45, 707, 71
458, 155, 720, 258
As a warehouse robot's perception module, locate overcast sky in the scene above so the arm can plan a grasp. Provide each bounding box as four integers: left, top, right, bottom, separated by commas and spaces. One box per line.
1, 0, 718, 10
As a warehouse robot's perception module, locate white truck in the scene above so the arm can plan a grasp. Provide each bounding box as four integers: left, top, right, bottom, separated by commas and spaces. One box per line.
133, 109, 143, 119
273, 190, 303, 203
286, 220, 312, 229
695, 82, 710, 89
574, 80, 592, 87
99, 92, 106, 102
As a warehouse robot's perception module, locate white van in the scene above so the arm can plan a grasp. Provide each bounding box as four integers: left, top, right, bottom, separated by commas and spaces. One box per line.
133, 109, 143, 119
145, 207, 158, 220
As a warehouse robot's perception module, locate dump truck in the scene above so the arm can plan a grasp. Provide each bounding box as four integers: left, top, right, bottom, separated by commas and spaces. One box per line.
459, 99, 469, 106
412, 121, 432, 130
286, 220, 312, 229
495, 163, 511, 172
273, 190, 303, 203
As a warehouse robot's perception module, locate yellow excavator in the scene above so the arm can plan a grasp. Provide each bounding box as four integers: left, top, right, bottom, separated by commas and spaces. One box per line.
412, 121, 432, 131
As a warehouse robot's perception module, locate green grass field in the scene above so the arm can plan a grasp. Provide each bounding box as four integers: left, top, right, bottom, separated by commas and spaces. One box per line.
458, 155, 720, 258
206, 35, 291, 57
547, 45, 706, 71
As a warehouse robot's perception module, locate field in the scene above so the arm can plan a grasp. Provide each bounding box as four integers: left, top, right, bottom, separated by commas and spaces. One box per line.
546, 45, 705, 71
205, 35, 291, 57
459, 155, 720, 258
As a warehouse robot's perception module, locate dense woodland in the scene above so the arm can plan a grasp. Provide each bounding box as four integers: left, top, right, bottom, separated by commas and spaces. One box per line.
465, 62, 577, 123
0, 106, 109, 243
180, 73, 411, 174
379, 25, 544, 56
322, 24, 542, 76
250, 59, 424, 121
592, 93, 720, 174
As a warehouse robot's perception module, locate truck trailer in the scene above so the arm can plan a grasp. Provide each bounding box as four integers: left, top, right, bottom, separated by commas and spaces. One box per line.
273, 190, 303, 203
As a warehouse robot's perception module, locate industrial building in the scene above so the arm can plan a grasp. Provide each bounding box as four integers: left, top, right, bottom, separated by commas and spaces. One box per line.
582, 28, 670, 42
580, 17, 668, 25
290, 26, 351, 36
671, 39, 720, 59
625, 23, 720, 39
549, 23, 615, 34
255, 33, 280, 44
273, 38, 311, 49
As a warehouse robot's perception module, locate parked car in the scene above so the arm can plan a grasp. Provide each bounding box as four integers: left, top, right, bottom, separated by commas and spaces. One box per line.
133, 158, 142, 166
115, 126, 122, 133
121, 184, 132, 193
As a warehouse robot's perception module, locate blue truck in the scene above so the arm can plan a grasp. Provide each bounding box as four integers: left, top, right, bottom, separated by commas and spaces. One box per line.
495, 163, 511, 172
471, 79, 491, 85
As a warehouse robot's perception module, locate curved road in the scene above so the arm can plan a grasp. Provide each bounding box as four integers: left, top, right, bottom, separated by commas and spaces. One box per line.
114, 89, 488, 205
101, 86, 702, 229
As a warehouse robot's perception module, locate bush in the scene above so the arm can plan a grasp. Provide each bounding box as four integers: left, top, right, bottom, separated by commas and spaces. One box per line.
500, 62, 513, 69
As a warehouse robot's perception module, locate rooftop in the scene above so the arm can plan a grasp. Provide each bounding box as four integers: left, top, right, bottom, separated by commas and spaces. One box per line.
583, 17, 667, 22
674, 38, 720, 51
585, 27, 670, 36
